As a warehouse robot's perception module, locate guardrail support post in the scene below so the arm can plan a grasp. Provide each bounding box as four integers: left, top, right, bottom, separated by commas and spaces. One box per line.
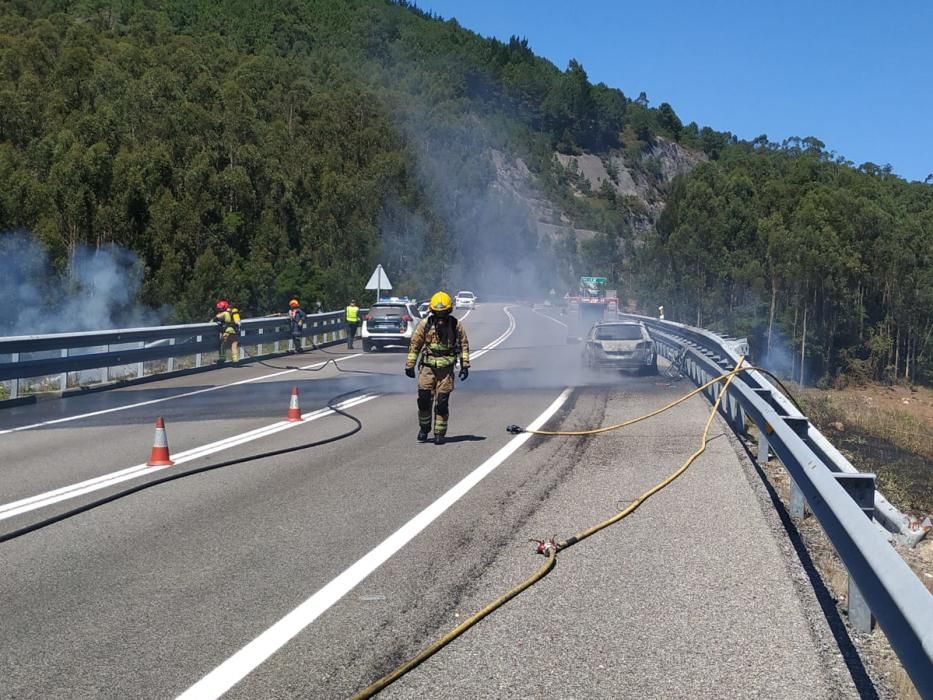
833, 473, 877, 633
753, 389, 775, 461
196, 335, 202, 368
789, 477, 806, 520
136, 342, 144, 379
10, 352, 18, 399
167, 338, 175, 373
730, 397, 747, 437
757, 427, 770, 463
781, 417, 810, 520
59, 348, 68, 393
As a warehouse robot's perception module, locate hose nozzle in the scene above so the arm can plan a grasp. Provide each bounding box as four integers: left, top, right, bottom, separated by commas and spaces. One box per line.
506, 424, 524, 434
530, 537, 558, 556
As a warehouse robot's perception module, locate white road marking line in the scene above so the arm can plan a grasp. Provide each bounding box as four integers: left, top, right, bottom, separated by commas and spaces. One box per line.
0, 394, 379, 521
0, 355, 364, 436
471, 306, 516, 359
176, 387, 573, 700
532, 306, 569, 328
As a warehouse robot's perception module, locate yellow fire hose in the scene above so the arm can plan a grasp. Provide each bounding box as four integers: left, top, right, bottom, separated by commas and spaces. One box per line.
351, 358, 747, 699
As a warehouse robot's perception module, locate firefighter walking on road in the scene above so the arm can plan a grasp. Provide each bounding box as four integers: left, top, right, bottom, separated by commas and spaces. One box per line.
405, 291, 470, 445
214, 300, 240, 364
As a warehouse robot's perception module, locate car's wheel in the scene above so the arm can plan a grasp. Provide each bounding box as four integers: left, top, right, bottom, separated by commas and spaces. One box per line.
644, 356, 659, 375
362, 340, 373, 352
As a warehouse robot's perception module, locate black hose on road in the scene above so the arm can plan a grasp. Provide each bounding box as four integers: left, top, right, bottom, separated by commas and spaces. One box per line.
0, 389, 368, 544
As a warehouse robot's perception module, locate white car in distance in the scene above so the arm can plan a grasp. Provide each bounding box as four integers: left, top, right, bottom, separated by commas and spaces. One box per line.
454, 291, 476, 310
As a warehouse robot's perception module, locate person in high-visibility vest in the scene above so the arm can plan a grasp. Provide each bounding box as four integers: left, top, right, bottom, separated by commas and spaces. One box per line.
404, 291, 470, 445
345, 299, 361, 349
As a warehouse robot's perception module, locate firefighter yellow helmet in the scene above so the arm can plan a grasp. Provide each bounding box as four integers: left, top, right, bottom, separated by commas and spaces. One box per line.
430, 291, 453, 313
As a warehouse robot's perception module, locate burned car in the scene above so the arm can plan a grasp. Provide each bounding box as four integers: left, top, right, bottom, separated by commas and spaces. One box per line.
582, 321, 658, 374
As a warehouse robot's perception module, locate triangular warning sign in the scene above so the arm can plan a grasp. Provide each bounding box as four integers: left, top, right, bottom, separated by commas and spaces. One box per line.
364, 264, 392, 291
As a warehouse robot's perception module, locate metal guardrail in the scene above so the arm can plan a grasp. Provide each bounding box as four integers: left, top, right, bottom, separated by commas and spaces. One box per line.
0, 312, 351, 398
619, 312, 933, 696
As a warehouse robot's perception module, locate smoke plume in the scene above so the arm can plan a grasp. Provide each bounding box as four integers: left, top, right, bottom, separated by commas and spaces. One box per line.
0, 232, 166, 336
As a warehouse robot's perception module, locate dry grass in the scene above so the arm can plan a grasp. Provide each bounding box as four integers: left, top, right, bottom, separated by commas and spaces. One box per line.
800, 385, 933, 460
755, 434, 930, 699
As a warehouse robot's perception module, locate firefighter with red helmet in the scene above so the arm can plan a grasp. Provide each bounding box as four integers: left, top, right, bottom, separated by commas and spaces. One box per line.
404, 291, 470, 445
288, 298, 306, 353
214, 299, 240, 363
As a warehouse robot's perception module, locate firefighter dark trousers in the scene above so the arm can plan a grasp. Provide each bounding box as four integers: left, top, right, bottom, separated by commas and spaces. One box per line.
418, 389, 450, 437
416, 365, 454, 436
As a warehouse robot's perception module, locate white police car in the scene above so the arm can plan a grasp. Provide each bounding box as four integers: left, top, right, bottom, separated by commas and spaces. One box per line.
361, 298, 420, 352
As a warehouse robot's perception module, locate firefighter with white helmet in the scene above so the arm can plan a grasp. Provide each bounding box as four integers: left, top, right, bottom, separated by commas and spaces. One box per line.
405, 291, 470, 445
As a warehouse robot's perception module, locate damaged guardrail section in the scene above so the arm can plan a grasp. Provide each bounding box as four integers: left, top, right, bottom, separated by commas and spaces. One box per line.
0, 312, 349, 399
620, 312, 933, 696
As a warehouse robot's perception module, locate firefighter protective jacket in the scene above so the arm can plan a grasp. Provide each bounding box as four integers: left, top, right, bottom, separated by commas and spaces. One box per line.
406, 315, 470, 370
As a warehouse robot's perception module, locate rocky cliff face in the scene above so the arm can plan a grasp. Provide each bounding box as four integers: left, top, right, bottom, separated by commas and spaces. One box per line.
491, 137, 706, 243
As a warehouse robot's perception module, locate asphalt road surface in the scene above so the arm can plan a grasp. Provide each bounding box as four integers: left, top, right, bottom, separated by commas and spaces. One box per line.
1, 304, 865, 698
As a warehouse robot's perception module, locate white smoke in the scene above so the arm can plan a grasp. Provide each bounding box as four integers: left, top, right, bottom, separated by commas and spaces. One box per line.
0, 232, 167, 336
380, 100, 557, 300
760, 325, 804, 384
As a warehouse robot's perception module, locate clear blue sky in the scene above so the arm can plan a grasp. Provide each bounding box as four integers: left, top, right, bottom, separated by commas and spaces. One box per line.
418, 1, 933, 183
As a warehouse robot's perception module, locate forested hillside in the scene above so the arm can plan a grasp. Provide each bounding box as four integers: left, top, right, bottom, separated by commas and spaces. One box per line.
0, 0, 692, 325
636, 138, 933, 385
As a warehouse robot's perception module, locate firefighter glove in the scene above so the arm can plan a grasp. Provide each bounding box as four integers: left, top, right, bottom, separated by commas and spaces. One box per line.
459, 367, 469, 381
405, 366, 416, 378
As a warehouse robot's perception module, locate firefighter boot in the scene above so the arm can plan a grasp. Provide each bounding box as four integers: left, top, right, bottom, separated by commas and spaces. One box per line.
417, 389, 432, 442
434, 392, 450, 445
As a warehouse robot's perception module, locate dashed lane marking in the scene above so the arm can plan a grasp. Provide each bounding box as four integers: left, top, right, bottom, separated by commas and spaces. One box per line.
0, 394, 379, 521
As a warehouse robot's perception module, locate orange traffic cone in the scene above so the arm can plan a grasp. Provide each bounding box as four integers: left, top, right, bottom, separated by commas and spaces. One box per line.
286, 386, 302, 422
147, 416, 175, 466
